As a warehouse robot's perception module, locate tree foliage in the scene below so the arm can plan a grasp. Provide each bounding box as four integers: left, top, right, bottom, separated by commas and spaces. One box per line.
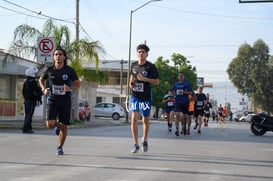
227, 39, 273, 113
8, 19, 107, 83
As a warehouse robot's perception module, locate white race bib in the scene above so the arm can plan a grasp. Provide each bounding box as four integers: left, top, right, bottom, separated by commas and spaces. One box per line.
176, 89, 184, 95
133, 83, 144, 92
196, 101, 203, 106
52, 85, 66, 95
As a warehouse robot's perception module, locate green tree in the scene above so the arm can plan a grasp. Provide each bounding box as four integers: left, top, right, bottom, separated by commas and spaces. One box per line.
227, 39, 273, 113
152, 53, 197, 118
8, 19, 107, 119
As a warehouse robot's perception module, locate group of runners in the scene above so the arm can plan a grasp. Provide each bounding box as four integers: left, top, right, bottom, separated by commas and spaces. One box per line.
162, 82, 231, 136
162, 73, 215, 135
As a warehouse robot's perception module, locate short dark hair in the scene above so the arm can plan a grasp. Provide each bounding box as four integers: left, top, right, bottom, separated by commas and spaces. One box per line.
54, 47, 67, 65
136, 44, 150, 53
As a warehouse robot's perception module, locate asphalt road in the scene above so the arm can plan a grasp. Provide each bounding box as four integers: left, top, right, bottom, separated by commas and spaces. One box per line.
0, 120, 273, 181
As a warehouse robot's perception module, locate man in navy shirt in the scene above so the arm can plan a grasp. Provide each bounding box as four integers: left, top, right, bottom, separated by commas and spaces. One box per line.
173, 72, 193, 136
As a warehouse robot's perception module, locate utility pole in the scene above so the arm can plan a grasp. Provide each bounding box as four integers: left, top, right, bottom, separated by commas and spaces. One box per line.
120, 59, 124, 105
73, 0, 80, 120
76, 0, 80, 41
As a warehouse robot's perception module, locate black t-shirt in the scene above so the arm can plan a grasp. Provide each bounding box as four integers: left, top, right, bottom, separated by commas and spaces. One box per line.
41, 65, 79, 101
204, 101, 212, 115
163, 94, 175, 109
131, 61, 159, 101
194, 93, 207, 111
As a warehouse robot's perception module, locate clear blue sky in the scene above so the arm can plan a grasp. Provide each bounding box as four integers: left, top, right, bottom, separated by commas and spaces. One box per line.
1, 0, 273, 83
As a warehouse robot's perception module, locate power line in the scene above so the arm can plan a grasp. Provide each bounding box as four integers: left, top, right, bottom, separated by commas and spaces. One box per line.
3, 0, 74, 24
154, 4, 273, 21
0, 5, 47, 20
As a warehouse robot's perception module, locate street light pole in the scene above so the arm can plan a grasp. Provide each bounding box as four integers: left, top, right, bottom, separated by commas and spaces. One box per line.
125, 0, 162, 122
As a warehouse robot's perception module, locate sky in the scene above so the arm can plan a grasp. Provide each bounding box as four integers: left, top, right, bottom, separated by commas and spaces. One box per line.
1, 0, 273, 83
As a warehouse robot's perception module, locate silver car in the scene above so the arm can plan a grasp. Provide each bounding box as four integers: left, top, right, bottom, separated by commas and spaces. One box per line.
94, 102, 125, 120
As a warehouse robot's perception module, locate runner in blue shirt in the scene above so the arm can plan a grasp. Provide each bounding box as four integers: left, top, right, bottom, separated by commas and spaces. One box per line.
173, 72, 193, 136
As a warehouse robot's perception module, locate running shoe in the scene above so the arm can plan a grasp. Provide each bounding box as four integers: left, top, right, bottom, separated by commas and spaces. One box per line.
198, 129, 201, 134
183, 127, 186, 135
131, 144, 139, 154
142, 141, 148, 152
193, 124, 198, 130
168, 123, 172, 132
56, 146, 64, 155
175, 130, 179, 136
54, 125, 60, 136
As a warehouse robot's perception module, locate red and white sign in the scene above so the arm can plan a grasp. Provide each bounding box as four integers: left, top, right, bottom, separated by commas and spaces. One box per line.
37, 37, 55, 62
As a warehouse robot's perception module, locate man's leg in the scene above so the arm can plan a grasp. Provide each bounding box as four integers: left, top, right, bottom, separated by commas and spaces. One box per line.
142, 116, 149, 142
141, 116, 150, 152
175, 112, 180, 136
131, 111, 140, 153
58, 123, 67, 148
187, 115, 191, 134
181, 114, 188, 135
131, 112, 139, 144
198, 115, 203, 133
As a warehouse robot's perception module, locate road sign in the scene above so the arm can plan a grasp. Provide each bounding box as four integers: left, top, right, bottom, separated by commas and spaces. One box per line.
197, 77, 204, 87
37, 37, 55, 62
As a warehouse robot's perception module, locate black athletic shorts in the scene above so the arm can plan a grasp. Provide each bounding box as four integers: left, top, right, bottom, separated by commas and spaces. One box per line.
46, 100, 72, 125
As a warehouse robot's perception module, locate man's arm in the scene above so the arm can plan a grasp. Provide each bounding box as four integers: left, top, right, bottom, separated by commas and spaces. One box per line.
39, 77, 46, 91
71, 80, 80, 92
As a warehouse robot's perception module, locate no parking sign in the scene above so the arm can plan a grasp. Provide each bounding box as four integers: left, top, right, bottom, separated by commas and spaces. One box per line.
37, 37, 55, 62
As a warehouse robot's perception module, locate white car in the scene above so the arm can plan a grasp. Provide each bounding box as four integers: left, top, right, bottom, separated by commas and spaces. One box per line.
239, 113, 256, 122
94, 102, 125, 120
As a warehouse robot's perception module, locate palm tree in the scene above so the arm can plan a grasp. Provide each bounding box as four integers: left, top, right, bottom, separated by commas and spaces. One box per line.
8, 19, 107, 119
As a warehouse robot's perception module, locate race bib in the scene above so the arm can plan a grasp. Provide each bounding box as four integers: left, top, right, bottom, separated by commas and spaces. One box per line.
176, 89, 184, 95
133, 83, 144, 92
196, 101, 203, 106
167, 102, 174, 106
52, 85, 66, 95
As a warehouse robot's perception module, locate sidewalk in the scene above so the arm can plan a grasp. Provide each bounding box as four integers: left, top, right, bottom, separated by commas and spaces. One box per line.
0, 117, 130, 129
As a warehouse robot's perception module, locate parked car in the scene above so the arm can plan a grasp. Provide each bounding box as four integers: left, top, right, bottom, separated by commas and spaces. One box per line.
94, 102, 125, 120
239, 113, 256, 122
78, 99, 91, 121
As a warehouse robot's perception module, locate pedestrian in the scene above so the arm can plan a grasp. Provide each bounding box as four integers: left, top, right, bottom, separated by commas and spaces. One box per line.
229, 110, 233, 121
194, 86, 207, 134
129, 44, 159, 154
222, 105, 228, 123
173, 72, 193, 136
212, 109, 216, 121
22, 67, 43, 133
217, 104, 224, 123
39, 47, 80, 155
162, 89, 175, 132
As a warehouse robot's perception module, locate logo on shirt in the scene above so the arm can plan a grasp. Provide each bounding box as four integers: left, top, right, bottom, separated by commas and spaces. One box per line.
62, 74, 68, 80
142, 71, 147, 77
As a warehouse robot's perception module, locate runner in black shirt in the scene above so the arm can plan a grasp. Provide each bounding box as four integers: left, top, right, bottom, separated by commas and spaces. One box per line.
129, 44, 159, 154
194, 87, 207, 134
39, 48, 80, 155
